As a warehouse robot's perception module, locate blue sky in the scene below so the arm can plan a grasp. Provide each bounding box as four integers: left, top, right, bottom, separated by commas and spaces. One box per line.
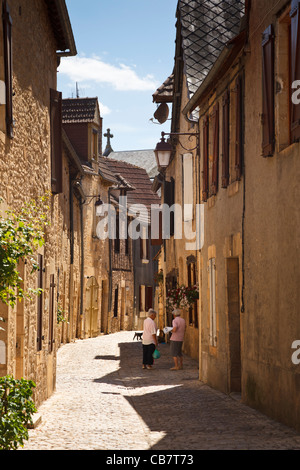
58, 0, 178, 152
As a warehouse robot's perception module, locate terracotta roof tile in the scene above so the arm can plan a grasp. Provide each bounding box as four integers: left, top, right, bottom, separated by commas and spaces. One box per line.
105, 158, 161, 217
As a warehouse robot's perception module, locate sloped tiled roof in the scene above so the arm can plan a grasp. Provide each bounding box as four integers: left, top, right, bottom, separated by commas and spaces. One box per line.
98, 156, 119, 184
62, 98, 98, 123
109, 150, 158, 180
178, 0, 245, 98
105, 158, 161, 223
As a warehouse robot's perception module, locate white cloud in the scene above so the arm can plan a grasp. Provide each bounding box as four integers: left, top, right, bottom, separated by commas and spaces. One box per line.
99, 102, 111, 116
58, 55, 158, 92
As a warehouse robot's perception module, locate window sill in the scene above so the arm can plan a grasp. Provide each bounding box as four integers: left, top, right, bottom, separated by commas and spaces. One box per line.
278, 141, 297, 157
227, 180, 240, 197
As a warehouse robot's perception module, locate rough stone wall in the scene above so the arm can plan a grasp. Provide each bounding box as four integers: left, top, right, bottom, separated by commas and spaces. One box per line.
0, 0, 62, 407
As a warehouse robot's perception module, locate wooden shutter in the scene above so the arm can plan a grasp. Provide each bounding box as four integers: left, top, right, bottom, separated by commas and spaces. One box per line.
163, 178, 175, 237
48, 274, 55, 353
170, 178, 175, 236
202, 116, 209, 201
37, 255, 44, 352
50, 89, 63, 194
151, 209, 162, 246
115, 212, 120, 253
211, 103, 219, 195
145, 286, 153, 312
3, 1, 13, 139
262, 25, 275, 157
222, 90, 230, 188
139, 285, 142, 311
291, 0, 300, 141
235, 75, 243, 181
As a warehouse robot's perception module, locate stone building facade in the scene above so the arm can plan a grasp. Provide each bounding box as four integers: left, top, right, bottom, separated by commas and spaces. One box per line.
0, 0, 77, 406
161, 0, 300, 432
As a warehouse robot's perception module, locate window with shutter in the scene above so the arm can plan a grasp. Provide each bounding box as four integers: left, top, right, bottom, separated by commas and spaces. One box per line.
290, 0, 300, 141
202, 116, 209, 201
235, 75, 244, 181
50, 89, 63, 194
262, 25, 275, 157
3, 0, 13, 139
222, 90, 230, 188
211, 103, 219, 195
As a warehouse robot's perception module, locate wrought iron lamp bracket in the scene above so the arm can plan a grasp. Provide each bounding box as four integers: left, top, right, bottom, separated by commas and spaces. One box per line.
161, 131, 200, 153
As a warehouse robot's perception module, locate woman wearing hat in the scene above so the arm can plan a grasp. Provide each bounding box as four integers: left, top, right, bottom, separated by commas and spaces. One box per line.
170, 309, 186, 370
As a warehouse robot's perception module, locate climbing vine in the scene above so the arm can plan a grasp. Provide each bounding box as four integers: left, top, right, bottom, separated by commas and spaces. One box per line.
0, 194, 50, 309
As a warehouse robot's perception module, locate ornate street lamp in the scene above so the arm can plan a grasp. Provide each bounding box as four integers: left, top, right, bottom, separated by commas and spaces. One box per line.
155, 131, 200, 170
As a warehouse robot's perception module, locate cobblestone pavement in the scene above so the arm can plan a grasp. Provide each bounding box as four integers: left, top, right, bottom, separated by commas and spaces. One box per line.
21, 331, 300, 451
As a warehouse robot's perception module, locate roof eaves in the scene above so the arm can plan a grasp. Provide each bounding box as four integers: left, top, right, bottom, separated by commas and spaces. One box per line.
44, 0, 77, 57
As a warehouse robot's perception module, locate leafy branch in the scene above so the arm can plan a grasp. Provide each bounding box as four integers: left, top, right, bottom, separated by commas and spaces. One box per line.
0, 193, 50, 308
0, 375, 37, 450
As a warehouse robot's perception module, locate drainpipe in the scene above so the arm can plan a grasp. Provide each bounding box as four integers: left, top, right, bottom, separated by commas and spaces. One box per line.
108, 188, 113, 315
72, 180, 86, 338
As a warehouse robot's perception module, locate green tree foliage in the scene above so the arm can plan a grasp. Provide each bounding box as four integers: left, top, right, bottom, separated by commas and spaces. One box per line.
0, 376, 37, 450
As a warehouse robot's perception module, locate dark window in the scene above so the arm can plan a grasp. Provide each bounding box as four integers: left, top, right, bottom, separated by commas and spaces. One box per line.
3, 0, 13, 138
50, 89, 63, 194
262, 24, 275, 157
222, 90, 230, 188
113, 287, 119, 317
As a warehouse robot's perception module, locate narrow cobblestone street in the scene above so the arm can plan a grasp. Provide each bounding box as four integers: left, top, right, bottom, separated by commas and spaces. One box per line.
21, 331, 300, 451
